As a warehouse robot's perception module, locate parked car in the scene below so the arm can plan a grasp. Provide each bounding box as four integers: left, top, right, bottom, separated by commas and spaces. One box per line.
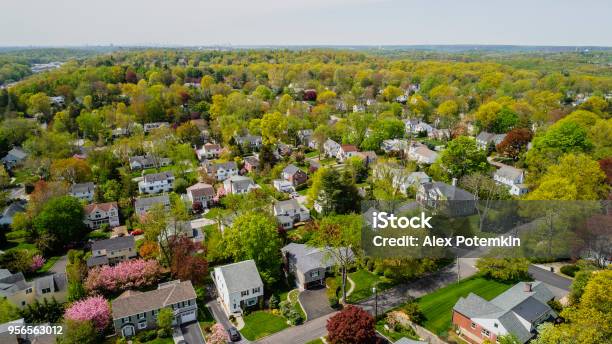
228, 327, 241, 342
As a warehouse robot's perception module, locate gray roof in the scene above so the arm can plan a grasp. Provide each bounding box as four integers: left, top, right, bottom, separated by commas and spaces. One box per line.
0, 271, 28, 296
143, 171, 174, 183
274, 199, 302, 213
91, 236, 135, 252
281, 243, 353, 273
422, 182, 475, 201
135, 194, 170, 209
490, 281, 554, 310
495, 165, 524, 180
4, 147, 27, 160
70, 182, 95, 194
282, 164, 301, 175
34, 273, 67, 295
111, 280, 196, 319
1, 200, 27, 223
406, 172, 430, 185
225, 175, 255, 191
214, 260, 263, 293
86, 256, 109, 267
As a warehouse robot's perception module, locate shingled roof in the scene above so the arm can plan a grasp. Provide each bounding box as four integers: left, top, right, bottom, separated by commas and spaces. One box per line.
111, 280, 196, 319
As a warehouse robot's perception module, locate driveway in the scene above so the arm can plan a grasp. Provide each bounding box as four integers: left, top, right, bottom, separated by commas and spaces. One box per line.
298, 287, 335, 320
206, 300, 251, 343
48, 255, 67, 274
181, 322, 206, 344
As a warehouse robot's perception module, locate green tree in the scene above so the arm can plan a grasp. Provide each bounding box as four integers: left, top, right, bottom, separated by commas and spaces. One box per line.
260, 112, 288, 145
434, 136, 489, 181
0, 297, 20, 323
308, 168, 360, 215
58, 320, 98, 344
156, 307, 174, 335
33, 196, 86, 252
222, 212, 283, 285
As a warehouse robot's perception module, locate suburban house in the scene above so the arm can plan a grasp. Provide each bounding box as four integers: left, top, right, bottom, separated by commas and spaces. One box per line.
84, 202, 120, 229
453, 282, 557, 344
273, 199, 310, 229
381, 139, 408, 153
476, 131, 507, 150
281, 243, 354, 290
203, 161, 238, 181
1, 147, 27, 169
404, 119, 433, 136
111, 280, 197, 337
281, 164, 308, 186
273, 179, 295, 193
323, 139, 341, 158
406, 142, 438, 164
128, 155, 171, 171
243, 155, 260, 173
394, 171, 431, 195
143, 121, 169, 133
0, 269, 67, 308
69, 182, 95, 202
277, 143, 293, 156
213, 260, 264, 315
235, 134, 263, 150
134, 194, 171, 216
417, 180, 476, 216
337, 144, 359, 162
430, 128, 451, 140
221, 175, 259, 195
494, 165, 529, 196
186, 182, 215, 208
138, 172, 174, 194
87, 236, 137, 267
196, 143, 221, 160
356, 151, 378, 165
297, 129, 313, 147
0, 200, 27, 226
162, 220, 205, 244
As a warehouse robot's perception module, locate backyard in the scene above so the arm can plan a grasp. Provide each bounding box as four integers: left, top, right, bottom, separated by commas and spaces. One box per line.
338, 269, 396, 304
416, 276, 513, 336
240, 311, 289, 341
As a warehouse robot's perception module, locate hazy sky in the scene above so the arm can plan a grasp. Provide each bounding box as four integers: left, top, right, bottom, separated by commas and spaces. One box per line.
2, 0, 611, 46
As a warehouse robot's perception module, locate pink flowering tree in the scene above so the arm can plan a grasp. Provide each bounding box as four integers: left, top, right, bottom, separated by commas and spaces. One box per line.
64, 295, 111, 332
85, 259, 162, 295
30, 255, 45, 272
207, 323, 229, 344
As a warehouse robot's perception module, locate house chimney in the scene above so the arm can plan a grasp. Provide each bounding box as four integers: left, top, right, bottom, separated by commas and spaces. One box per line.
452, 178, 457, 186
524, 282, 532, 292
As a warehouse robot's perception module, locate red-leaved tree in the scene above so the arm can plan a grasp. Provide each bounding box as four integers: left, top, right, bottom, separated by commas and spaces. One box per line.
496, 128, 532, 160
327, 305, 377, 344
169, 236, 208, 285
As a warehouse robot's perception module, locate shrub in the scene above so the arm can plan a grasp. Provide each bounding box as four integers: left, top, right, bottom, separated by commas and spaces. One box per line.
207, 323, 229, 344
560, 264, 580, 277
269, 295, 279, 309
139, 330, 157, 342
85, 259, 162, 295
30, 254, 45, 271
401, 301, 424, 324
327, 305, 376, 344
287, 309, 304, 325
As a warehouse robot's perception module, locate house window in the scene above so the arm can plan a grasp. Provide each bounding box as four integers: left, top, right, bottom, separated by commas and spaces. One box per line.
26, 288, 33, 294
138, 321, 147, 329
137, 313, 145, 319
470, 322, 476, 329
252, 287, 260, 294
481, 329, 490, 337
41, 287, 51, 294
311, 270, 320, 278
241, 290, 249, 297
21, 301, 26, 306
493, 323, 498, 328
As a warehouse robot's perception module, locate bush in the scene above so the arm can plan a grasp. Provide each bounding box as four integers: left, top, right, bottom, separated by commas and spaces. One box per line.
328, 296, 339, 309
6, 230, 27, 240
139, 330, 157, 342
560, 264, 580, 277
269, 295, 279, 309
401, 301, 424, 324
157, 328, 170, 338
287, 309, 304, 325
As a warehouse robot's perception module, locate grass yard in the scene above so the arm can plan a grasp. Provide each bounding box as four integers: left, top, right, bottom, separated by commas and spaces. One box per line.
305, 338, 324, 344
37, 255, 61, 274
340, 270, 395, 303
288, 289, 307, 320
240, 311, 289, 340
416, 276, 513, 336
305, 150, 319, 158
375, 318, 420, 342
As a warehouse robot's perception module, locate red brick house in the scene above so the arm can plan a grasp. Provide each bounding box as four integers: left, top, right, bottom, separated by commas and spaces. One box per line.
281, 164, 308, 186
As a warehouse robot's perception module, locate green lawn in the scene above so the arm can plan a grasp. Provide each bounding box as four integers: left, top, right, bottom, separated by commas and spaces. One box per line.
305, 338, 324, 344
416, 276, 513, 336
342, 270, 395, 303
37, 256, 61, 274
376, 319, 420, 342
288, 289, 307, 320
305, 151, 319, 158
240, 311, 289, 340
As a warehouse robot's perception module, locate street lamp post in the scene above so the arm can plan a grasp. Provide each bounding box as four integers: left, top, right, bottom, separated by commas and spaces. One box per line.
372, 286, 378, 320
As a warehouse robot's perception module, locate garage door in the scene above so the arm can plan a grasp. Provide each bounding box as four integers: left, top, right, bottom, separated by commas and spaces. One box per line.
181, 311, 196, 323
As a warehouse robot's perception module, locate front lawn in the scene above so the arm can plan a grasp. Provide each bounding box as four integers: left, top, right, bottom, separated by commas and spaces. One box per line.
288, 289, 306, 320
342, 269, 395, 303
305, 338, 324, 344
240, 311, 289, 340
416, 276, 513, 336
376, 318, 420, 342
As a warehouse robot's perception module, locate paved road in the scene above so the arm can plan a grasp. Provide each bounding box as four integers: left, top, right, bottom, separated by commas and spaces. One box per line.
181, 322, 206, 344
48, 255, 67, 274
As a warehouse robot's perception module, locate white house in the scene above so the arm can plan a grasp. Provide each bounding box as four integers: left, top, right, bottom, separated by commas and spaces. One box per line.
143, 122, 169, 133
129, 155, 171, 171
203, 161, 238, 181
273, 199, 310, 229
494, 165, 529, 196
221, 175, 259, 195
69, 182, 95, 202
406, 142, 438, 164
273, 179, 295, 193
381, 139, 408, 153
235, 134, 262, 150
404, 119, 433, 136
84, 202, 120, 229
138, 172, 174, 194
337, 144, 359, 162
134, 194, 171, 216
476, 131, 507, 150
196, 143, 221, 160
323, 139, 341, 158
186, 182, 215, 208
213, 260, 264, 315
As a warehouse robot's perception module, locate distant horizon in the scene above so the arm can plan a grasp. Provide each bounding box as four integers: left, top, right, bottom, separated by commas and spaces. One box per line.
2, 0, 611, 47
